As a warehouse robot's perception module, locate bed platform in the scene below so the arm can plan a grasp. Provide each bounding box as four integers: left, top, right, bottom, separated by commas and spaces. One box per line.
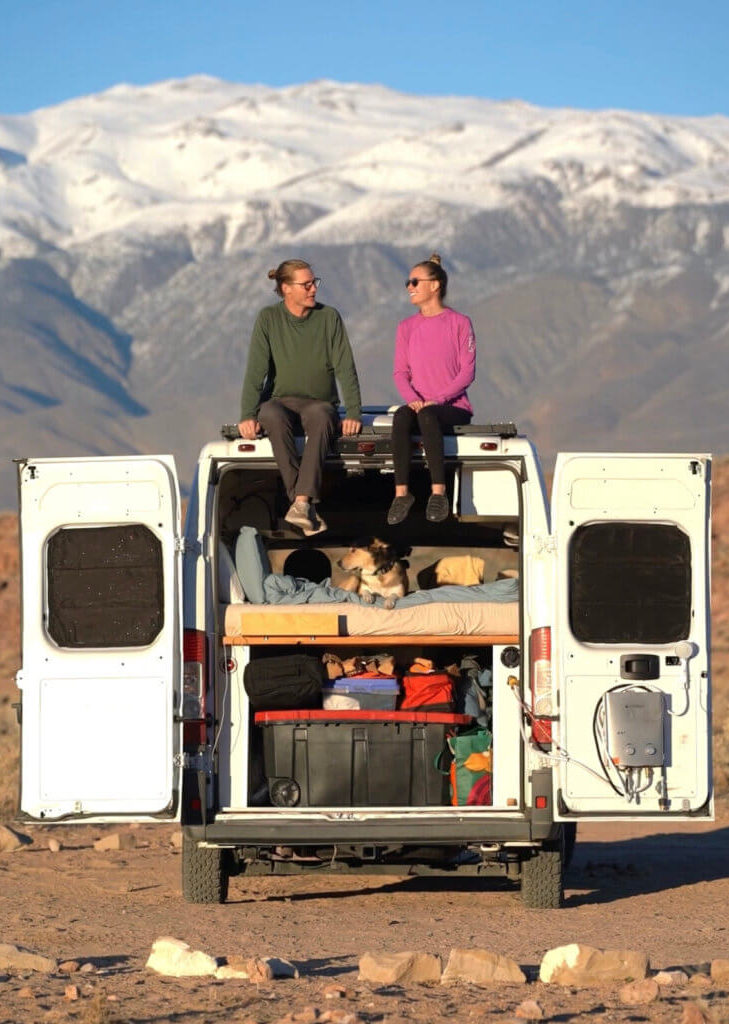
222, 600, 519, 646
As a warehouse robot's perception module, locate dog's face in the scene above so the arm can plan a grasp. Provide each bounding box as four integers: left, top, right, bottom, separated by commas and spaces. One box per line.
338, 537, 395, 574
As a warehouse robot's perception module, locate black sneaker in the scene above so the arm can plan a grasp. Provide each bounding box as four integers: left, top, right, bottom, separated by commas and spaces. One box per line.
386, 493, 415, 526
426, 493, 450, 522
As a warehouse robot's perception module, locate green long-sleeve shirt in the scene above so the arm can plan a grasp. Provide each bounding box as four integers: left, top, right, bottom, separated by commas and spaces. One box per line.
240, 302, 362, 420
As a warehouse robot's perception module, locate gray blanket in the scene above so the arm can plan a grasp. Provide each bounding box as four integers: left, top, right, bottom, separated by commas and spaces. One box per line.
261, 574, 518, 607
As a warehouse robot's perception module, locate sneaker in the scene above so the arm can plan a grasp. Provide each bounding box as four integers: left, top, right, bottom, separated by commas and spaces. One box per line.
387, 493, 415, 526
425, 492, 450, 523
285, 501, 328, 536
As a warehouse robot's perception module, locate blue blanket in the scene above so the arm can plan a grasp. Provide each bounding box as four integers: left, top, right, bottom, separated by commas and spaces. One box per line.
261, 573, 518, 607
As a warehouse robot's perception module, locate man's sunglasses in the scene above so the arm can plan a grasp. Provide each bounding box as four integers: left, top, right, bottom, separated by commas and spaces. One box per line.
405, 277, 435, 288
291, 277, 322, 290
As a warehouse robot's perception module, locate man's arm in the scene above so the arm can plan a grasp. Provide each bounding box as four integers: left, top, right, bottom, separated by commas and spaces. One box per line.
239, 312, 273, 422
329, 311, 362, 425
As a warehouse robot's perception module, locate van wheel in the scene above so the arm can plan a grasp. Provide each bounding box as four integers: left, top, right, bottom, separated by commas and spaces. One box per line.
520, 843, 564, 909
182, 836, 229, 904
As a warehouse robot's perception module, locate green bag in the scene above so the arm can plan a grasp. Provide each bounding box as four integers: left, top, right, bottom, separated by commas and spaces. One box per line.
436, 726, 493, 806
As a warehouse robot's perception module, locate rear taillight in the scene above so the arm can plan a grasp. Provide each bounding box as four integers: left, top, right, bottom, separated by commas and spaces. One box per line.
529, 626, 553, 744
183, 628, 207, 744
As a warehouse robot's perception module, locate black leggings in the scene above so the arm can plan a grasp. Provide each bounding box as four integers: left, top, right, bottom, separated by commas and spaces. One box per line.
392, 403, 472, 487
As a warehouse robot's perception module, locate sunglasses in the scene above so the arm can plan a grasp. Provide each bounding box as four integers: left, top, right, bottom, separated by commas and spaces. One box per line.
291, 277, 321, 291
405, 277, 435, 288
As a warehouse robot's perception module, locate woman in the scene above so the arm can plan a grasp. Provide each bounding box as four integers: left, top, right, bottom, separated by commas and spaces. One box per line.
387, 253, 476, 525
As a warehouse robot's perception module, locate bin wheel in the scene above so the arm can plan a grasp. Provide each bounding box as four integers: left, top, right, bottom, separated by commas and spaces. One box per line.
520, 842, 564, 909
182, 836, 230, 904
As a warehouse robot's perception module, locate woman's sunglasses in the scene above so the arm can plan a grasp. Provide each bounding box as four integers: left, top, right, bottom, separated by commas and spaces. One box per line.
405, 277, 435, 288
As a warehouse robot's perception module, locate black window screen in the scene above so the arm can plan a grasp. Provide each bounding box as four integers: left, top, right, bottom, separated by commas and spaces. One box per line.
569, 522, 691, 643
47, 525, 164, 648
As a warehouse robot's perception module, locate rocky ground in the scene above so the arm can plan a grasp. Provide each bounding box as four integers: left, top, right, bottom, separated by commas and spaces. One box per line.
1, 808, 729, 1023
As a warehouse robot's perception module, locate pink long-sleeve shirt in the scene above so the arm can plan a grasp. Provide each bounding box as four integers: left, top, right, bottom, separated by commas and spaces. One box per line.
393, 308, 476, 413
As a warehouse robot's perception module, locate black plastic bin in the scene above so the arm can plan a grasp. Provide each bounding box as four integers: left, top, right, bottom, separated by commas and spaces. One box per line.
254, 709, 471, 807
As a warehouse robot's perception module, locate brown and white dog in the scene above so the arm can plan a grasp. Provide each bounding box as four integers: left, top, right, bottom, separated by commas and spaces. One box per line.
337, 537, 409, 610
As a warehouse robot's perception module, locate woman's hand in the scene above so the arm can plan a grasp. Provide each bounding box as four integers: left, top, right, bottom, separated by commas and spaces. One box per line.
408, 400, 425, 412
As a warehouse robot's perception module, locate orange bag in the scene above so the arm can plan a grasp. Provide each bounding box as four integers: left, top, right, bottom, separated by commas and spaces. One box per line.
399, 673, 454, 711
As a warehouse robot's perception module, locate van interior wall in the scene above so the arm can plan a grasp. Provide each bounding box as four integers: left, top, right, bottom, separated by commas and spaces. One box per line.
216, 463, 519, 590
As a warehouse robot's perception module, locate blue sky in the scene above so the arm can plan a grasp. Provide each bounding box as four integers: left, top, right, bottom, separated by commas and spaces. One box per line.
1, 0, 727, 117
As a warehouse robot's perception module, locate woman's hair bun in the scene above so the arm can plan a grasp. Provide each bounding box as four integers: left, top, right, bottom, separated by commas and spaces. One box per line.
428, 252, 442, 265
267, 268, 278, 280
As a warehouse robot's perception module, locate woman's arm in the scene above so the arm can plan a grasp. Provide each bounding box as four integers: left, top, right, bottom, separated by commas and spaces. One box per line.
393, 323, 422, 403
433, 316, 476, 403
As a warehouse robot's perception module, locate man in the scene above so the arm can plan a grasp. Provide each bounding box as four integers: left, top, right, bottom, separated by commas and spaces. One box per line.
238, 259, 362, 535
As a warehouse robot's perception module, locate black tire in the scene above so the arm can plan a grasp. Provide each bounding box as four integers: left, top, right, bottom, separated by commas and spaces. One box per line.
520, 844, 564, 909
182, 836, 229, 904
562, 822, 577, 871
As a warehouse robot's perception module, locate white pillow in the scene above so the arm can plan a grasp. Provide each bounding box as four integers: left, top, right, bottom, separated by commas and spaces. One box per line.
218, 543, 246, 604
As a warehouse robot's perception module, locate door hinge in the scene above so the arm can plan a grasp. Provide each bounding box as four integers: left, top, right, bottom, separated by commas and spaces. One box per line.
534, 534, 557, 555
174, 537, 187, 553
174, 750, 212, 772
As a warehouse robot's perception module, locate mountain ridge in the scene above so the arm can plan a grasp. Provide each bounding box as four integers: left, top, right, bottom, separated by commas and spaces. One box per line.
0, 77, 728, 505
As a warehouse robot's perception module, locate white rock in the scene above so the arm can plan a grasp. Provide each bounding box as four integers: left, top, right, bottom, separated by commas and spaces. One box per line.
540, 943, 648, 986
146, 936, 217, 977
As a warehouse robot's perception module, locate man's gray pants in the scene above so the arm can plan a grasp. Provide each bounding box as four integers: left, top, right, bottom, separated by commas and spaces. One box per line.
257, 396, 338, 503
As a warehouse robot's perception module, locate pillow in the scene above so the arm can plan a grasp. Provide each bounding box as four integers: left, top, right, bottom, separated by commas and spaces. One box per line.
234, 526, 272, 605
218, 543, 246, 604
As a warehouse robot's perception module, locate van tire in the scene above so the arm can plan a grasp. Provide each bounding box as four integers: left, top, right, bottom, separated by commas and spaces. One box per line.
520, 844, 563, 909
182, 836, 229, 904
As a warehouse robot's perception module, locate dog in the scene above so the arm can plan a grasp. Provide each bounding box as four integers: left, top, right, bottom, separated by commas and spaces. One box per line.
337, 537, 409, 610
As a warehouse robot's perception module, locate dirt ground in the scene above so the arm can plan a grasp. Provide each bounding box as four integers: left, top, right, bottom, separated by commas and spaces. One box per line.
1, 805, 729, 1024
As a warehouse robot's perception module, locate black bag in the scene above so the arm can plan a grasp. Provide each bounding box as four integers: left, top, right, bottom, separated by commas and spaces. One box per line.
244, 654, 325, 711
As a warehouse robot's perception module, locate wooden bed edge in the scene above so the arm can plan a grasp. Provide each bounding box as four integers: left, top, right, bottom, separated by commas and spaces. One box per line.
222, 633, 520, 646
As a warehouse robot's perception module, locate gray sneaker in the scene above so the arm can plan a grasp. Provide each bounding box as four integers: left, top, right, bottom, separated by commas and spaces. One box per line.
285, 501, 327, 536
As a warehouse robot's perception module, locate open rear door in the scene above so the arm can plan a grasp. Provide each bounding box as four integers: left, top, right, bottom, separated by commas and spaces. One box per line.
17, 455, 182, 821
551, 453, 711, 819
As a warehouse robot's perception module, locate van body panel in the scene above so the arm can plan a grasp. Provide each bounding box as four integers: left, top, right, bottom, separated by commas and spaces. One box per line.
551, 453, 712, 819
17, 455, 183, 821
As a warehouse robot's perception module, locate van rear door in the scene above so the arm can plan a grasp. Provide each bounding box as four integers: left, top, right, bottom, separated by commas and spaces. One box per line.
550, 453, 712, 819
17, 455, 182, 821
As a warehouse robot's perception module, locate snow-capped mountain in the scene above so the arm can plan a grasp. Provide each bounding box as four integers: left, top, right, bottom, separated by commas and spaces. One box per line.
1, 76, 728, 505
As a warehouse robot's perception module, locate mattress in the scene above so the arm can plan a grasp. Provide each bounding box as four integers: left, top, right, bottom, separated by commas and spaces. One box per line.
223, 600, 519, 638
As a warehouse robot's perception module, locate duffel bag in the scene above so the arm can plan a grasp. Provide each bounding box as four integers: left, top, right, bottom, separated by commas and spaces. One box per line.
244, 654, 325, 711
435, 726, 493, 806
399, 672, 454, 712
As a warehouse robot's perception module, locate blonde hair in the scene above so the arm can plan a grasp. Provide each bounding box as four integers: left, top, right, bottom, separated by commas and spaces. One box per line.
417, 252, 447, 299
268, 258, 312, 296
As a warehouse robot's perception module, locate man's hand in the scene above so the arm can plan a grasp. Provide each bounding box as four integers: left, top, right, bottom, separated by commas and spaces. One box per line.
238, 418, 261, 440
341, 418, 362, 436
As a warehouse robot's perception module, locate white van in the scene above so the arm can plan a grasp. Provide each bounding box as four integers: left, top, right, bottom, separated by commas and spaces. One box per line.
14, 416, 712, 908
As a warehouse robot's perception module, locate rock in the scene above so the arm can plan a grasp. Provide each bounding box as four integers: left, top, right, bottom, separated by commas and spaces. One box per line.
266, 956, 299, 979
0, 943, 56, 973
442, 948, 526, 985
682, 1002, 712, 1023
515, 999, 544, 1020
93, 832, 137, 851
654, 969, 689, 986
711, 958, 729, 985
79, 962, 96, 974
17, 987, 34, 999
539, 944, 649, 986
323, 984, 347, 999
64, 984, 79, 1001
359, 951, 442, 984
321, 1011, 359, 1023
0, 825, 29, 853
146, 936, 217, 977
48, 838, 62, 853
170, 830, 183, 848
58, 960, 80, 974
247, 957, 275, 984
619, 978, 660, 1004
689, 974, 712, 988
